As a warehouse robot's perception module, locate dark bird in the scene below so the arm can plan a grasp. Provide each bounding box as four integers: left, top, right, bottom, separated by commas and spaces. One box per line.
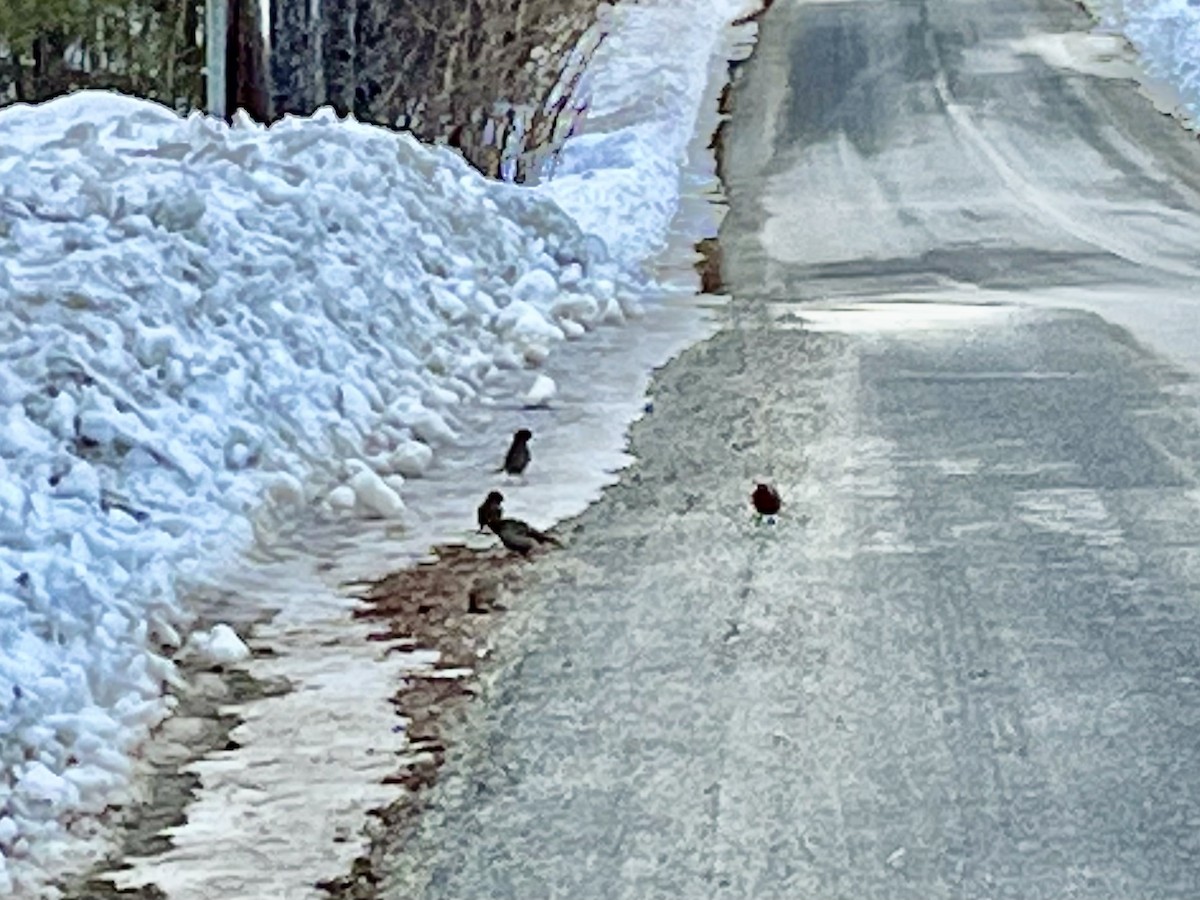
496, 428, 532, 476
751, 483, 782, 518
486, 516, 562, 556
477, 490, 504, 533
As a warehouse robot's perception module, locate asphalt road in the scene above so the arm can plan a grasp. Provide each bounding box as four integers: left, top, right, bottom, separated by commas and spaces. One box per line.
721, 0, 1200, 298
380, 0, 1200, 897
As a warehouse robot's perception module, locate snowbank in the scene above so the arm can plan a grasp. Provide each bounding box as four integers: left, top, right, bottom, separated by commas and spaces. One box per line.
538, 0, 755, 269
0, 0, 761, 889
0, 90, 643, 892
1080, 0, 1200, 128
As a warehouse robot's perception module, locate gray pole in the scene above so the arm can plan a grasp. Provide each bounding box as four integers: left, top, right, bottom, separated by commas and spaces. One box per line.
205, 0, 228, 118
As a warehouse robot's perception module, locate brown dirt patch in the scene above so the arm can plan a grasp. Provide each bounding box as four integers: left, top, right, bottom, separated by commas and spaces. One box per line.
700, 0, 773, 299
316, 542, 533, 898
695, 236, 725, 294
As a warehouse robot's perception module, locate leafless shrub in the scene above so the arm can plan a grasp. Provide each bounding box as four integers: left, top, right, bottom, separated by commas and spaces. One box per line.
1, 0, 606, 181
274, 0, 607, 181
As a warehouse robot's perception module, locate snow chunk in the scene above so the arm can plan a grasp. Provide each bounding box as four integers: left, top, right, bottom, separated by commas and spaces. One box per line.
346, 460, 407, 519
264, 472, 306, 509
523, 374, 558, 408
381, 440, 434, 478
497, 300, 566, 360
327, 485, 358, 513
15, 763, 79, 815
189, 623, 252, 667
511, 268, 560, 305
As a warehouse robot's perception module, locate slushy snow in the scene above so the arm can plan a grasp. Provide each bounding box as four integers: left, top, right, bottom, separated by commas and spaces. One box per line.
0, 0, 757, 893
0, 95, 635, 889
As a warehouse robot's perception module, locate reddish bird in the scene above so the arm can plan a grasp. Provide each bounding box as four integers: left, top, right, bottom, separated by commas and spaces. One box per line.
751, 483, 782, 517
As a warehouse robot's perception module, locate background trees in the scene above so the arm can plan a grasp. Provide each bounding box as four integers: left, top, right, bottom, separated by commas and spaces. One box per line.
0, 0, 604, 181
0, 0, 205, 108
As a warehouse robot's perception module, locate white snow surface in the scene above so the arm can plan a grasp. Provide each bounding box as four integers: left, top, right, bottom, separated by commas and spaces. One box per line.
522, 373, 558, 407
0, 0, 754, 894
1080, 0, 1200, 128
537, 0, 751, 268
185, 623, 251, 667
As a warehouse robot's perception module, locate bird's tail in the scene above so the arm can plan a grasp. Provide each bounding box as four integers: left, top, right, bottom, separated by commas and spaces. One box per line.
536, 530, 563, 546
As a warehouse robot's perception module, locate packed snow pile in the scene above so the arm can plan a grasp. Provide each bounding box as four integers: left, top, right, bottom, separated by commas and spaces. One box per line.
0, 0, 759, 889
0, 90, 646, 893
1080, 0, 1200, 127
538, 0, 753, 266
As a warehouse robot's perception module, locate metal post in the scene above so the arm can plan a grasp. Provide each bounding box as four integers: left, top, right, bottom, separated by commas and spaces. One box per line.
205, 0, 228, 118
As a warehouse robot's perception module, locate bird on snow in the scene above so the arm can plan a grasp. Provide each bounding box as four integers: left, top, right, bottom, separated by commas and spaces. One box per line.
496, 428, 532, 476
477, 490, 504, 533
479, 500, 561, 555
751, 483, 782, 521
488, 517, 563, 555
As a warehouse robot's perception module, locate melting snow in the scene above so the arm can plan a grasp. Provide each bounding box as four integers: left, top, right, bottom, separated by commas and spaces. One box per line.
0, 0, 757, 894
0, 0, 1190, 893
0, 93, 645, 891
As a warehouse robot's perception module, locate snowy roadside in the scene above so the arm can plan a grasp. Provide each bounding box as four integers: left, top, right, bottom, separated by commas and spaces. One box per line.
1077, 0, 1200, 131
93, 4, 762, 895
1, 92, 628, 897
0, 0, 758, 896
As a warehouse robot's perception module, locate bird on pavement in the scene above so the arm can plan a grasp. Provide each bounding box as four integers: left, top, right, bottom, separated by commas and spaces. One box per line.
496, 428, 532, 476
751, 483, 782, 522
477, 490, 504, 533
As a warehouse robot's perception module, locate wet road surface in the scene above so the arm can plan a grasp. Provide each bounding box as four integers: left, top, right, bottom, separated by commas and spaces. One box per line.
378, 0, 1200, 896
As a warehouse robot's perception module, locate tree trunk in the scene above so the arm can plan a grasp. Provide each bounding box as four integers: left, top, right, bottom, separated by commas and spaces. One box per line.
12, 54, 26, 102
271, 0, 312, 117
31, 35, 46, 97
227, 0, 271, 121
125, 0, 136, 88
166, 0, 186, 104
322, 0, 354, 116
350, 0, 378, 118
184, 0, 202, 108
